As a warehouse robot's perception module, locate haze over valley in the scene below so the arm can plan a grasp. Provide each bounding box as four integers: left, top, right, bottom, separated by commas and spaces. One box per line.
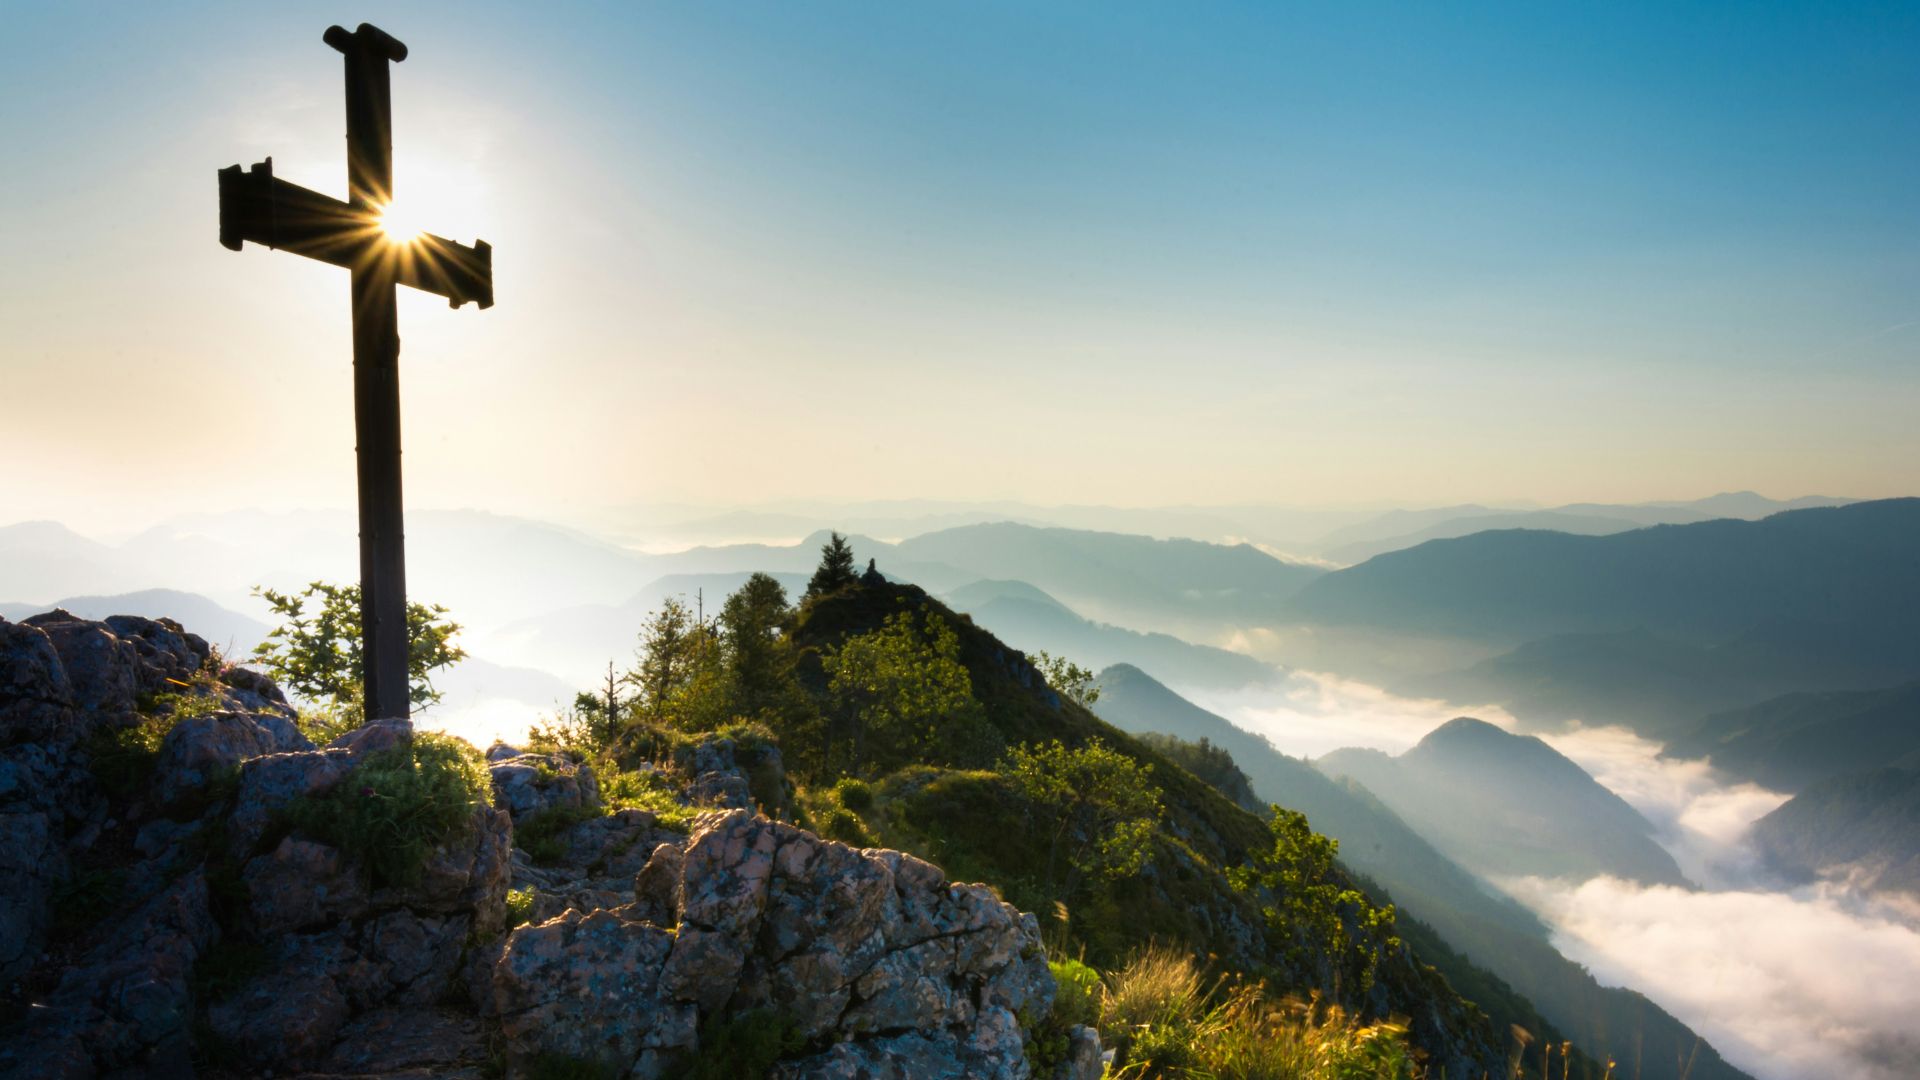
6, 492, 1918, 1079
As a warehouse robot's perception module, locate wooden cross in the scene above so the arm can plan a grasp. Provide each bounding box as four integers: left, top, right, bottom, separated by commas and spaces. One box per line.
217, 24, 493, 722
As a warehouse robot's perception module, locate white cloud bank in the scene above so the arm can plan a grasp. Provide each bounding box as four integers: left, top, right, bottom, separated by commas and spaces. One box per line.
1187, 673, 1920, 1080
1505, 876, 1920, 1080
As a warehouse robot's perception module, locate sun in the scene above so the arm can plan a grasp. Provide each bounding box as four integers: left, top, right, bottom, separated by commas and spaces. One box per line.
376, 203, 422, 244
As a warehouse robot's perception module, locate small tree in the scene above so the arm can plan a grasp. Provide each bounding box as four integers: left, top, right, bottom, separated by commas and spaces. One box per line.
720, 572, 795, 718
1229, 806, 1399, 997
1001, 737, 1162, 896
252, 581, 466, 735
823, 610, 983, 775
805, 531, 859, 599
1033, 651, 1101, 708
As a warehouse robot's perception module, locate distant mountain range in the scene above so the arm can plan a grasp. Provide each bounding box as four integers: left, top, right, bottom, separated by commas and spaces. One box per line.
1662, 681, 1920, 793
942, 580, 1278, 690
1090, 663, 1748, 1080
1750, 767, 1920, 896
1293, 500, 1920, 731
1308, 492, 1851, 565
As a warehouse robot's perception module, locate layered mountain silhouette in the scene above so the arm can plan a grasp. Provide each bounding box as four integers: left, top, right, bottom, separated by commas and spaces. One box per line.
1089, 664, 1747, 1080
1318, 718, 1689, 887
1662, 681, 1920, 792
941, 580, 1277, 689
1296, 500, 1920, 731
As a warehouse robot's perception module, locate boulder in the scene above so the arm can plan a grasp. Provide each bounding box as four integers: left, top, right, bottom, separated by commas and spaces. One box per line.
19, 610, 139, 729
488, 750, 599, 822
244, 836, 371, 935
227, 746, 355, 856
488, 808, 1062, 1077
152, 709, 311, 806
671, 731, 787, 814
98, 614, 211, 695
0, 869, 216, 1077
0, 617, 73, 744
492, 907, 696, 1076
317, 1006, 492, 1075
0, 742, 78, 982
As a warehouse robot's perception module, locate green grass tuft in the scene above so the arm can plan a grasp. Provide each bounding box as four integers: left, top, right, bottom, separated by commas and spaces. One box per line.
288, 731, 489, 888
832, 776, 873, 811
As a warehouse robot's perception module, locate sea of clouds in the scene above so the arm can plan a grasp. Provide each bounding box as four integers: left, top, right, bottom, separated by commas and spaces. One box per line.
1188, 672, 1920, 1080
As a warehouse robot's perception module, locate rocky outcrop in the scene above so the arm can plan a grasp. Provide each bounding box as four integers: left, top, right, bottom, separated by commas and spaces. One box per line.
0, 610, 1087, 1079
152, 709, 310, 805
672, 729, 789, 815
487, 747, 600, 821
491, 808, 1069, 1079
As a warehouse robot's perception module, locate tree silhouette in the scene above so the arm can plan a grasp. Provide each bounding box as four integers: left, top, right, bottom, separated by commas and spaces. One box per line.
806, 531, 859, 599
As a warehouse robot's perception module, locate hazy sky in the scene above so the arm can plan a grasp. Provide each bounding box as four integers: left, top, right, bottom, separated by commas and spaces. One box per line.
4, 2, 1916, 529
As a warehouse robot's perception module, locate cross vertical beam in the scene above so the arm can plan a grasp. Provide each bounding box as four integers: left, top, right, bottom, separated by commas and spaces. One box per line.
328, 24, 411, 722
219, 24, 492, 725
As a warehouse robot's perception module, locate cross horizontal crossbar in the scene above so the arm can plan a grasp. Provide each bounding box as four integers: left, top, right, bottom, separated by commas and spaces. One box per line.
218, 158, 493, 309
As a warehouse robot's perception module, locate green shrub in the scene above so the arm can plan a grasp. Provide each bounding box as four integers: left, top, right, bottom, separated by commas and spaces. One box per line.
85, 715, 173, 802
288, 731, 489, 888
1050, 958, 1102, 1030
820, 806, 871, 847
832, 777, 874, 811
600, 766, 699, 833
677, 1009, 806, 1080
505, 886, 536, 929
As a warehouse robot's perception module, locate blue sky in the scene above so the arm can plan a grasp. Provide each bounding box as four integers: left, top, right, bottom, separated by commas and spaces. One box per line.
2, 2, 1915, 527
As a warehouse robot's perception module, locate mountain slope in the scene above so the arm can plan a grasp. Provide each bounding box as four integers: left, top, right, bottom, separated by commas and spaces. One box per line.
786, 584, 1511, 1076
944, 580, 1278, 689
1663, 681, 1920, 792
1319, 718, 1688, 887
1090, 665, 1748, 1080
1749, 767, 1920, 895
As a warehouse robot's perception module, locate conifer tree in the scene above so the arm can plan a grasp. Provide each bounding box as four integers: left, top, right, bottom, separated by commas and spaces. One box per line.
806, 531, 859, 599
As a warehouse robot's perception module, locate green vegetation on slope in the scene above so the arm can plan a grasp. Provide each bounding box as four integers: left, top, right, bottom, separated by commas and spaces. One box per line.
539, 556, 1514, 1077
1091, 663, 1751, 1080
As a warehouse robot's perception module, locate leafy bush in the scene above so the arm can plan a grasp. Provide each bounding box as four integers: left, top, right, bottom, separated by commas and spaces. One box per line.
1230, 807, 1399, 997
1002, 737, 1164, 895
251, 581, 467, 722
1051, 957, 1102, 1029
599, 765, 699, 833
820, 806, 871, 846
833, 776, 874, 811
505, 886, 536, 929
288, 732, 489, 887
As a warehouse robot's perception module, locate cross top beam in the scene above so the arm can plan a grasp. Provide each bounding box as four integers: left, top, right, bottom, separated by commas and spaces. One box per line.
217, 24, 493, 722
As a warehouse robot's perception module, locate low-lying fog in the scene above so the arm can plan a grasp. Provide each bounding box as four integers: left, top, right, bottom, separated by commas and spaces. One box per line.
1189, 674, 1920, 1080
